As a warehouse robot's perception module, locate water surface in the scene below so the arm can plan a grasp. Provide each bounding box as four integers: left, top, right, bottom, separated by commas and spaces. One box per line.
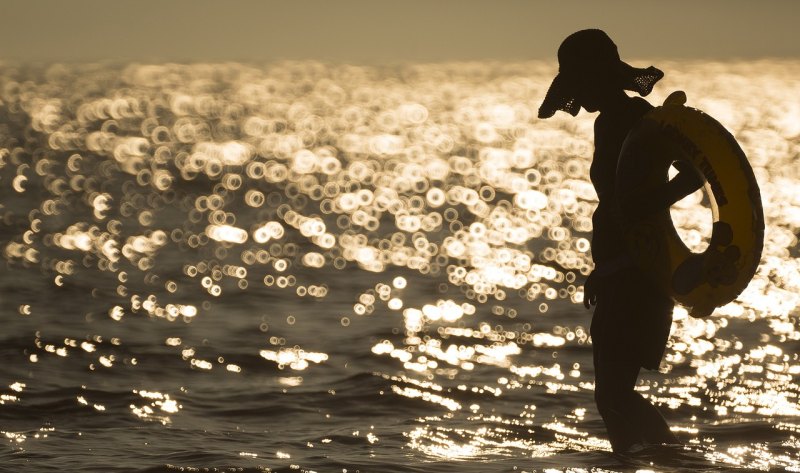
1, 60, 800, 472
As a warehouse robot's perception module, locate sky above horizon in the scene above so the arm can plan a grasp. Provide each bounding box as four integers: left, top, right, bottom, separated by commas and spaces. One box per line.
2, 0, 798, 63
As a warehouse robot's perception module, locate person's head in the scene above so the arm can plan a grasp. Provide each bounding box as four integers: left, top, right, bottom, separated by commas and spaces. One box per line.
538, 29, 663, 118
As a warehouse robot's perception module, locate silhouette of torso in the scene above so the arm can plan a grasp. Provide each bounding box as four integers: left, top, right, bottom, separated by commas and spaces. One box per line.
587, 96, 673, 371
589, 96, 653, 265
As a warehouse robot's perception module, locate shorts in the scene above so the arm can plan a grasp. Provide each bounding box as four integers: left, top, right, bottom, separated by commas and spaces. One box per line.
590, 266, 674, 370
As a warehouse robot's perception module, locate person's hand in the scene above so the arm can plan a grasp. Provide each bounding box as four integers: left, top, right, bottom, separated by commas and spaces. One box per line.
583, 271, 601, 309
672, 160, 704, 196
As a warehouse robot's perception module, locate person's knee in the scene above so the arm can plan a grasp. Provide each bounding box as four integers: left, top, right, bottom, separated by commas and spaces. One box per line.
594, 383, 628, 413
594, 385, 609, 409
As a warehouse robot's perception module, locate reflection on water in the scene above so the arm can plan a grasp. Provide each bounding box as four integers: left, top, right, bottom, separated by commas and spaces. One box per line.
1, 60, 800, 471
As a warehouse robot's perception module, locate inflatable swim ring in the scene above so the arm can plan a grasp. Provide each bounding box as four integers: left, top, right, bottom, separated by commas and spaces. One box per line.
616, 91, 764, 318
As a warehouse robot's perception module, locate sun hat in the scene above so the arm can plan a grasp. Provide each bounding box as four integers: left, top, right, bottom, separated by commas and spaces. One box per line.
538, 29, 664, 119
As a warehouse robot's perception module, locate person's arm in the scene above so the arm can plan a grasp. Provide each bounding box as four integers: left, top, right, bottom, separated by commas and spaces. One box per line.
583, 271, 601, 309
620, 160, 704, 221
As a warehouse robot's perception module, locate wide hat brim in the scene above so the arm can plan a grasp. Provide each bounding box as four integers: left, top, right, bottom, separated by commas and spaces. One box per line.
538, 62, 664, 119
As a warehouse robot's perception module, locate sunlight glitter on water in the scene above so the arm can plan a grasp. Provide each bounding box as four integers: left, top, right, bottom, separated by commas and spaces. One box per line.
2, 60, 800, 471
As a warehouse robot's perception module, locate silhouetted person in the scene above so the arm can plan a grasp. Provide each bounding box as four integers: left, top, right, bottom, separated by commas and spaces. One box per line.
538, 29, 703, 453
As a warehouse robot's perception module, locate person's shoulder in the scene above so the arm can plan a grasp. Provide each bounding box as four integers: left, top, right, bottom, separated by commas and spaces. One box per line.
594, 97, 654, 135
593, 113, 609, 136
630, 96, 655, 115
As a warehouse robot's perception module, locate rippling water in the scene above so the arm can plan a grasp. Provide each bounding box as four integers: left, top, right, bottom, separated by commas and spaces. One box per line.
1, 60, 800, 472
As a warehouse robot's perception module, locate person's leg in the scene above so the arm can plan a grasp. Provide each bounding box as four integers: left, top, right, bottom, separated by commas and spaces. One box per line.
594, 359, 678, 452
593, 358, 643, 452
628, 383, 679, 445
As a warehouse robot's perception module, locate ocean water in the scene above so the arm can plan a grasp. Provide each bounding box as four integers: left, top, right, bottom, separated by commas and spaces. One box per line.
1, 60, 799, 472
